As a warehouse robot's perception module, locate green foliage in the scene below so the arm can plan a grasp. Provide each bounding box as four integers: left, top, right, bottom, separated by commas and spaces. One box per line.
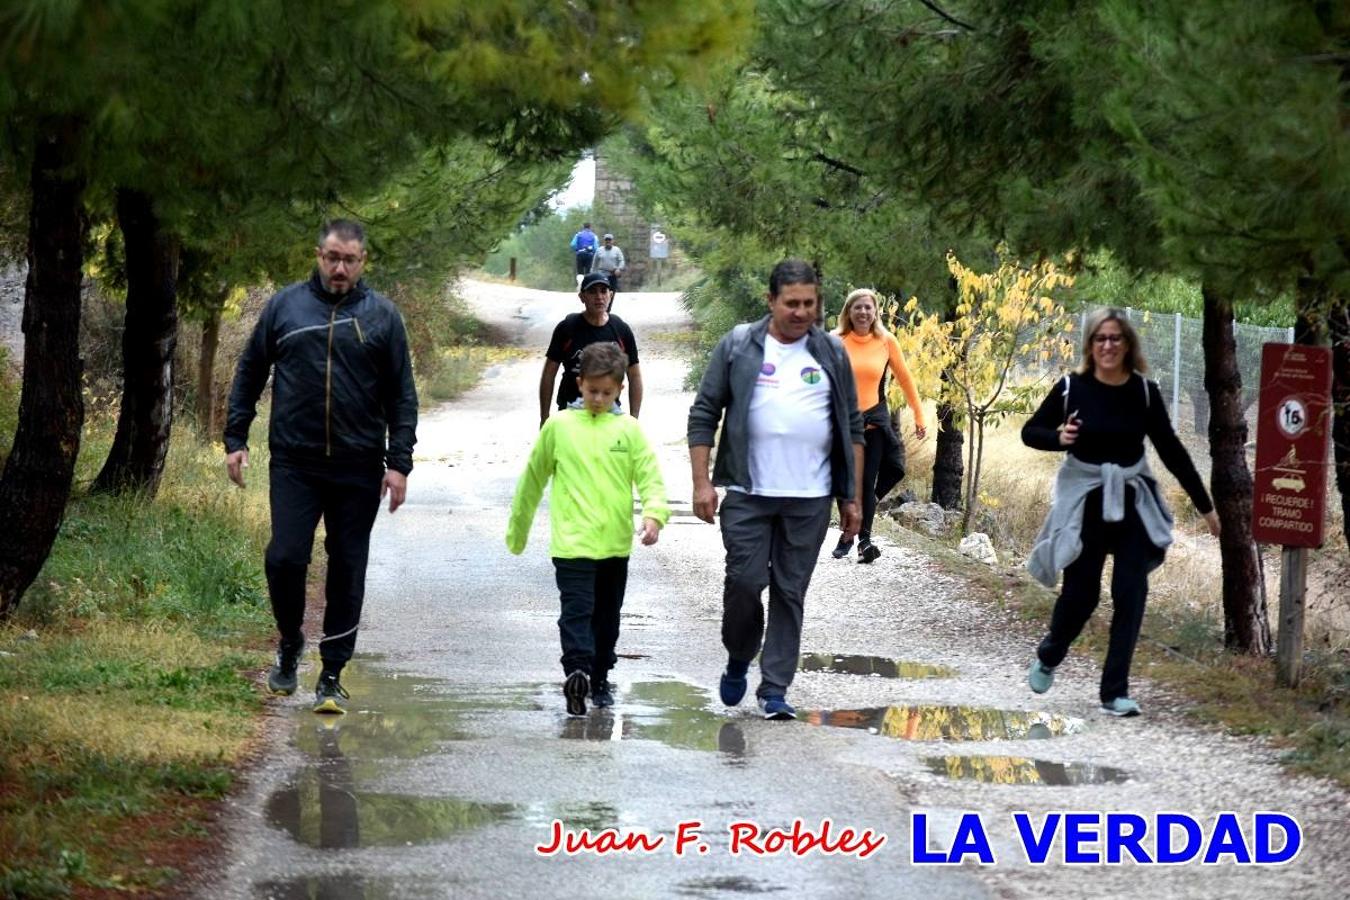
482, 203, 601, 290
21, 491, 266, 627
1074, 250, 1295, 328
1095, 0, 1350, 297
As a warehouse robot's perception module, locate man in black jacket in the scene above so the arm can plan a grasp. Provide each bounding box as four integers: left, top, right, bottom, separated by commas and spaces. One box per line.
225, 220, 418, 714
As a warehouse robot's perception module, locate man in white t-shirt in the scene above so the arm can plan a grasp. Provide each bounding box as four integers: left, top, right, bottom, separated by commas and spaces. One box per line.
687, 260, 864, 720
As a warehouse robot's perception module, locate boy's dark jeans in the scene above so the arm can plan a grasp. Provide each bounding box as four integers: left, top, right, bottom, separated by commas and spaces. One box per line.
552, 557, 629, 683
266, 460, 383, 674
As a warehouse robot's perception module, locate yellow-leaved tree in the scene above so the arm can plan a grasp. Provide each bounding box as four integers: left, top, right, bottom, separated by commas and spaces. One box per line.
891, 247, 1076, 533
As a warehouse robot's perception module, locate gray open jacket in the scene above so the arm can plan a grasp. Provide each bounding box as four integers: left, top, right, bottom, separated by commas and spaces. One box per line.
687, 316, 864, 499
1026, 454, 1175, 588
225, 272, 418, 474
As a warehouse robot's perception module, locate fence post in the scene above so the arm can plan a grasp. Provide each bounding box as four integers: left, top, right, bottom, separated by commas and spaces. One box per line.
1172, 312, 1182, 412
1287, 326, 1295, 343
1079, 310, 1087, 336
509, 257, 517, 282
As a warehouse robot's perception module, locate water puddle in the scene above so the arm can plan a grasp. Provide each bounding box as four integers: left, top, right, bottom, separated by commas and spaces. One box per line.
254, 875, 424, 899
922, 755, 1129, 785
799, 653, 955, 679
290, 665, 546, 760
266, 758, 516, 849
803, 705, 1085, 741
677, 875, 788, 895
554, 680, 746, 764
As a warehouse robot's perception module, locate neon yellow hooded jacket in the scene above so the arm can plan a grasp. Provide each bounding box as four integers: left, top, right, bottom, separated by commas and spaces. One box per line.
506, 409, 669, 559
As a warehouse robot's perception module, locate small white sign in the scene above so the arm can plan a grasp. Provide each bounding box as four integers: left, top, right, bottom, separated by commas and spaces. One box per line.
1276, 396, 1307, 439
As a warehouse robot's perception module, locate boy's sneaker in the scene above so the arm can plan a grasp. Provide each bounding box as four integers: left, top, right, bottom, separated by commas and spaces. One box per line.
1027, 658, 1056, 694
591, 680, 615, 709
564, 670, 590, 717
719, 670, 748, 707
758, 695, 796, 721
313, 672, 349, 715
857, 540, 881, 564
1101, 697, 1141, 717
831, 537, 854, 559
267, 638, 304, 696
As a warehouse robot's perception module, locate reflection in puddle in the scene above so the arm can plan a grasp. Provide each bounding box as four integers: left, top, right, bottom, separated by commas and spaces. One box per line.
799, 653, 955, 679
923, 756, 1130, 785
292, 662, 546, 761
626, 681, 736, 757
521, 800, 623, 834
554, 681, 746, 764
803, 705, 1085, 741
677, 875, 788, 895
270, 711, 515, 849
254, 875, 417, 900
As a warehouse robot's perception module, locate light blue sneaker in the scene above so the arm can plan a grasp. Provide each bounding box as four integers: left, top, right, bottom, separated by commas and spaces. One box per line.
1101, 697, 1141, 717
758, 695, 796, 721
1027, 658, 1056, 694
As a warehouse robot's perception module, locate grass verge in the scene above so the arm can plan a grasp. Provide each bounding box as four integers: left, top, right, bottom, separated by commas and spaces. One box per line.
0, 423, 274, 898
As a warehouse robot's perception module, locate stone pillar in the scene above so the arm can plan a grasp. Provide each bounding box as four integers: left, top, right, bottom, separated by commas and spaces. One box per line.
592, 150, 653, 290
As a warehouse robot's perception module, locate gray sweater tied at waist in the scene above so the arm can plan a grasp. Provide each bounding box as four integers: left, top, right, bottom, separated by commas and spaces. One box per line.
1027, 454, 1174, 588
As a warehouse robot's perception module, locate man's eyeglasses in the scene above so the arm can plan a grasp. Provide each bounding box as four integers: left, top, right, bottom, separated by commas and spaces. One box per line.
1092, 333, 1125, 345
321, 253, 363, 267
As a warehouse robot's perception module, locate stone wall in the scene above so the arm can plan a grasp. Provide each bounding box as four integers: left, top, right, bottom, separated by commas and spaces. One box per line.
592, 150, 654, 291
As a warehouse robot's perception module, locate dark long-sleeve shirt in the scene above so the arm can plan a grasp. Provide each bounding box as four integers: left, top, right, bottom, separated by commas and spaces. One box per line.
1021, 372, 1213, 515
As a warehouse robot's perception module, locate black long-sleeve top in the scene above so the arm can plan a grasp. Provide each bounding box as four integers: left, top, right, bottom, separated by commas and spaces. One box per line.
1021, 372, 1213, 515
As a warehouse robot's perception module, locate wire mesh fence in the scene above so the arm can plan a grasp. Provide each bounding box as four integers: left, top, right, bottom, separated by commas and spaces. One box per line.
1014, 309, 1295, 472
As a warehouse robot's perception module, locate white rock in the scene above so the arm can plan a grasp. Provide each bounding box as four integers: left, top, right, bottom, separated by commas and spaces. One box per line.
958, 532, 998, 566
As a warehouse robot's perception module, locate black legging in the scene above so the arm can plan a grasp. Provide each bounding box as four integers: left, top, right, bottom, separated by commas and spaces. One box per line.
859, 403, 905, 542
1036, 487, 1154, 703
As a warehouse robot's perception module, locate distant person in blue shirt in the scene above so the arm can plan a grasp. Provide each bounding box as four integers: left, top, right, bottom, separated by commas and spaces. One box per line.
570, 223, 598, 283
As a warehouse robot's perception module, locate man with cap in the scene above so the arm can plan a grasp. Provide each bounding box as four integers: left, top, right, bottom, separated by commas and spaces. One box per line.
539, 272, 643, 427
590, 233, 626, 300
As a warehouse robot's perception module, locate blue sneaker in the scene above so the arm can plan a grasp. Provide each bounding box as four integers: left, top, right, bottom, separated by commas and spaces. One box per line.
1027, 658, 1056, 694
719, 670, 748, 707
758, 695, 796, 721
1101, 697, 1141, 717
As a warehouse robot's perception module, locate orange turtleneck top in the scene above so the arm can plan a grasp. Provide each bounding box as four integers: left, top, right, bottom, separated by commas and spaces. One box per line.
840, 330, 925, 430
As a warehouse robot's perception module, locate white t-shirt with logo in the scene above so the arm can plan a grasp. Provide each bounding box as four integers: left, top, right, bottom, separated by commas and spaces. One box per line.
744, 333, 833, 497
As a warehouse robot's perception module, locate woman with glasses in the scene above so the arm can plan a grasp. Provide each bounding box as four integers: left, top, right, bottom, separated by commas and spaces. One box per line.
1020, 308, 1220, 718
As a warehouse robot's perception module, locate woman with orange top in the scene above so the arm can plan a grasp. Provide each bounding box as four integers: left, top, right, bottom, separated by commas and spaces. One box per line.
832, 288, 927, 562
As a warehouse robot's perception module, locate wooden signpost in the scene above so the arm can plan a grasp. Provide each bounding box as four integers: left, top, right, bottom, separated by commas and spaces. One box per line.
1251, 343, 1333, 687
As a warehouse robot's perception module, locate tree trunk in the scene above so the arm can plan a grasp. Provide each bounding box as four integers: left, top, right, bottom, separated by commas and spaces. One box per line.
0, 120, 87, 619
1201, 283, 1270, 654
196, 308, 222, 440
91, 189, 180, 496
1329, 297, 1349, 553
930, 394, 964, 509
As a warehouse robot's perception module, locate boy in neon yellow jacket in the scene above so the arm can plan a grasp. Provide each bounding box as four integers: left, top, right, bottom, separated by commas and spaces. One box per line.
507, 342, 669, 716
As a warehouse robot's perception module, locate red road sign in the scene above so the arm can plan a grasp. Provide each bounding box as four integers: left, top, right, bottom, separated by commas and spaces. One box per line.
1252, 343, 1332, 547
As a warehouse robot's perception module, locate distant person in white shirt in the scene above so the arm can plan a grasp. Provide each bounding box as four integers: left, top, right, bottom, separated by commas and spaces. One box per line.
686, 259, 864, 721
590, 233, 626, 308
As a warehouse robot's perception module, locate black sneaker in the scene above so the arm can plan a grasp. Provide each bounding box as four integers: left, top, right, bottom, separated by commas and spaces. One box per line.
267, 638, 304, 696
313, 672, 350, 715
564, 670, 590, 717
591, 680, 614, 709
858, 540, 881, 564
831, 537, 854, 559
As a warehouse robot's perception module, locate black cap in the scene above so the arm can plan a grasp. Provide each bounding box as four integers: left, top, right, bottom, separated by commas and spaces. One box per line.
579, 273, 611, 293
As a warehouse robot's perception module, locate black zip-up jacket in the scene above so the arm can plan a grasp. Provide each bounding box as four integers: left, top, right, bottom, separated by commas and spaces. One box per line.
225, 271, 418, 474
